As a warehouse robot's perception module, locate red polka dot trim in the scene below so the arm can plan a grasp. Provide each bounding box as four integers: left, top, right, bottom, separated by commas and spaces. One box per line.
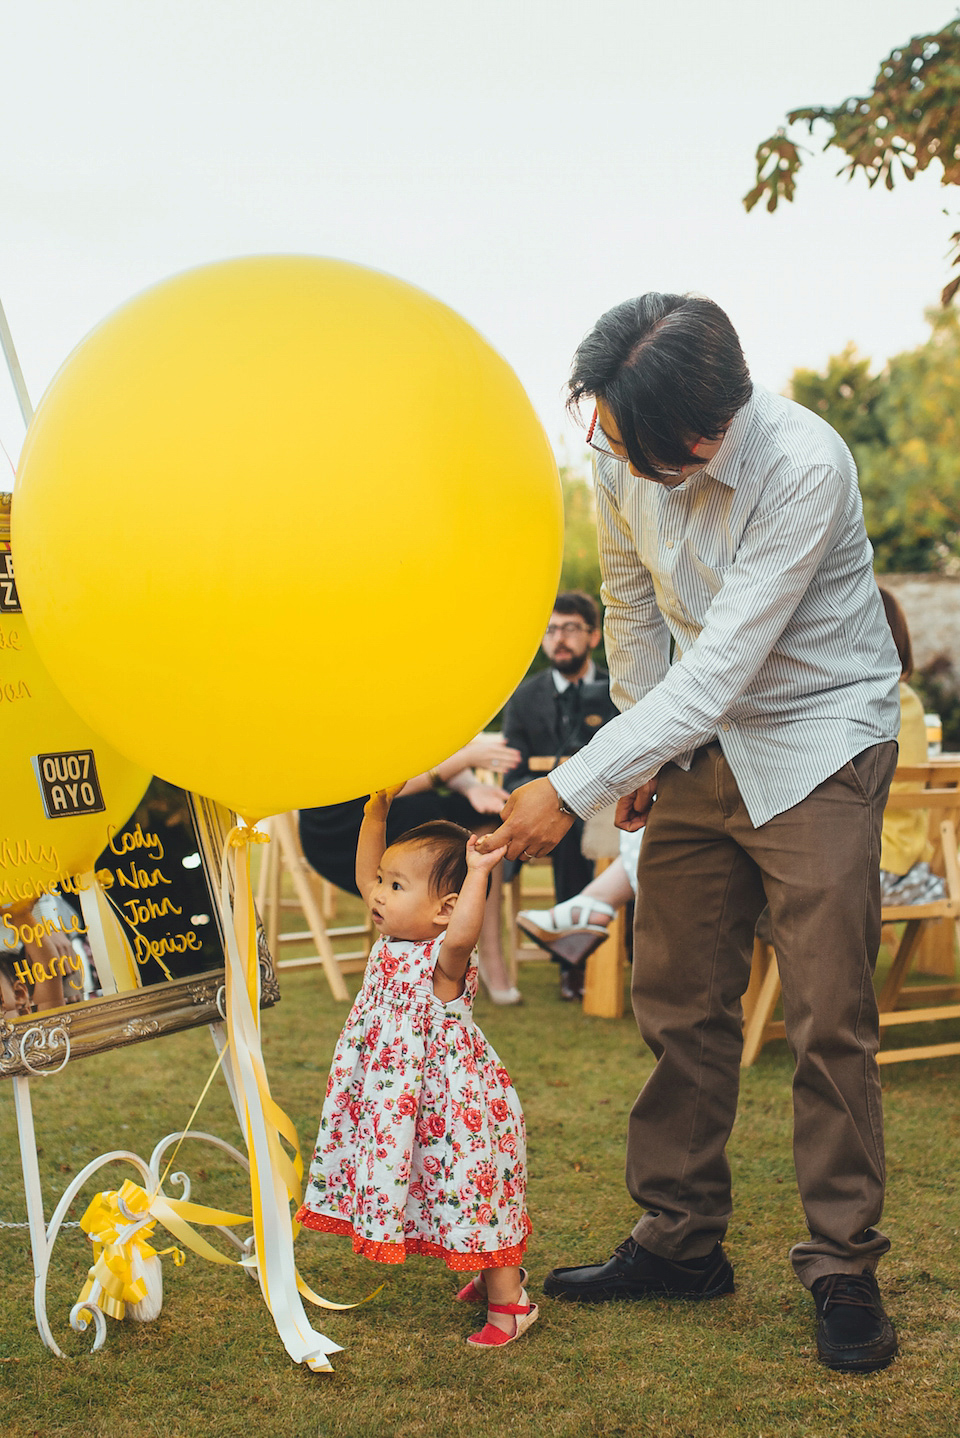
295, 1207, 531, 1272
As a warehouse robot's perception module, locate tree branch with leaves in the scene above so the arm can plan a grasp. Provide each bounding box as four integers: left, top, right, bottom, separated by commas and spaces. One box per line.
745, 18, 960, 302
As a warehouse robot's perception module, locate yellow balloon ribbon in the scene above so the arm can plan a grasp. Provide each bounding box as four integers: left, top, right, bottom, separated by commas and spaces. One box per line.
219, 824, 344, 1372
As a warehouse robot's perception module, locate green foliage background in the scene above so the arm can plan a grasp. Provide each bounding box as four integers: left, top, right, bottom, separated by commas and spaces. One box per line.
745, 17, 960, 304
791, 309, 960, 576
790, 312, 960, 744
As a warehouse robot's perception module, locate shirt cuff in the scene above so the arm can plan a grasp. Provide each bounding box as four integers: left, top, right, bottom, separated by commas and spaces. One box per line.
547, 751, 622, 819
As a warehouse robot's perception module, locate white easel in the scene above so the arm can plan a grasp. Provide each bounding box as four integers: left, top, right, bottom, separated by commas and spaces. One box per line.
1, 298, 253, 1358
9, 1019, 252, 1356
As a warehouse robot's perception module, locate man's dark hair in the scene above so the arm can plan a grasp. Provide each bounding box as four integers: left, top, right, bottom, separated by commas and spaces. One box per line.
878, 585, 913, 679
553, 590, 599, 629
397, 820, 470, 898
567, 293, 753, 481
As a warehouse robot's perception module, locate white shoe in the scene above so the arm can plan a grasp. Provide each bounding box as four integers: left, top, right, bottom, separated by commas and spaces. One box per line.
484, 983, 523, 1006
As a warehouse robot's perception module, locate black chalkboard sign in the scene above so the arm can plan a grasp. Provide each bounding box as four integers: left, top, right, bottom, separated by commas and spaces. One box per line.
92, 776, 227, 988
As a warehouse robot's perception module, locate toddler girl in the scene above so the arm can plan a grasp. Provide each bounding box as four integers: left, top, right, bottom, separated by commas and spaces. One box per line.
295, 787, 536, 1348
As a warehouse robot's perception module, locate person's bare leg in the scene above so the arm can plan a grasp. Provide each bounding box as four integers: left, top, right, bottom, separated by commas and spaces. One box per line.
481, 1264, 524, 1336
529, 859, 634, 930
476, 861, 518, 997
574, 859, 634, 923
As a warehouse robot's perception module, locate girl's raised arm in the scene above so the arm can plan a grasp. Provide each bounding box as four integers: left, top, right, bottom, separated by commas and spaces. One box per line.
436, 837, 507, 992
356, 786, 404, 902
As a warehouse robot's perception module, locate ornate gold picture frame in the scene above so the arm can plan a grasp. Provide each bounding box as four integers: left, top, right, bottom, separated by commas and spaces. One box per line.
1, 788, 278, 1079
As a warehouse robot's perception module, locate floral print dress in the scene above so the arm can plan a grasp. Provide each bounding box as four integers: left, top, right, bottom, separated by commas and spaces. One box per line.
295, 931, 530, 1270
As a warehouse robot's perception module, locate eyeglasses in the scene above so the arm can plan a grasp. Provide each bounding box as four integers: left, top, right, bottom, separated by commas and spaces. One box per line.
586, 429, 618, 461
585, 408, 694, 480
544, 622, 590, 638
585, 409, 622, 462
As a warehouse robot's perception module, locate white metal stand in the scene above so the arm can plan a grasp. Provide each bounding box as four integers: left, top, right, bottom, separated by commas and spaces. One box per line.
3, 292, 265, 1359
10, 1021, 253, 1358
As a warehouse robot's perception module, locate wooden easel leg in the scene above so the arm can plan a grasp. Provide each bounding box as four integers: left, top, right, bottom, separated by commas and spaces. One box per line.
914, 920, 956, 977
321, 878, 336, 923
272, 814, 350, 1002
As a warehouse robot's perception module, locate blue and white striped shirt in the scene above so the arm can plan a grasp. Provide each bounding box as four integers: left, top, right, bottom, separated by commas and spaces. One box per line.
550, 384, 901, 828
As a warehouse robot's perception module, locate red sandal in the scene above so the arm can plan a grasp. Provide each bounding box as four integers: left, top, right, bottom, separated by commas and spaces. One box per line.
455, 1268, 528, 1304
466, 1291, 539, 1348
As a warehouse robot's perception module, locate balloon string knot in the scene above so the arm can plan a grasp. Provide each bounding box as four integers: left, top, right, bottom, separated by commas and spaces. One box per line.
228, 825, 269, 849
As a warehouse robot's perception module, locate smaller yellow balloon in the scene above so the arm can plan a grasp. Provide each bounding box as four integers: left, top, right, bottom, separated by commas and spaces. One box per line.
1, 498, 151, 910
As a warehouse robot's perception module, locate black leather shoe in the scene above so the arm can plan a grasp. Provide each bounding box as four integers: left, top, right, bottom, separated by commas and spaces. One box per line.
543, 1236, 734, 1302
812, 1270, 898, 1373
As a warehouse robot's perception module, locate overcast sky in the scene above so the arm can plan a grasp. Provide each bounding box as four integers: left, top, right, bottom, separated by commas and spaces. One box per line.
0, 0, 955, 473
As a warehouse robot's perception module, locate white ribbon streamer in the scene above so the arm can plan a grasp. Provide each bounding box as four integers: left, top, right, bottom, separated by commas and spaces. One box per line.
219, 828, 342, 1373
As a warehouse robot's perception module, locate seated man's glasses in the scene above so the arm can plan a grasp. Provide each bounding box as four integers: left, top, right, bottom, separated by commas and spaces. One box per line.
545, 622, 590, 638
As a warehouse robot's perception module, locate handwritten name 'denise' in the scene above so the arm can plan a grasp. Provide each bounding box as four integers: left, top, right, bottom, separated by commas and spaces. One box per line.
105, 823, 205, 974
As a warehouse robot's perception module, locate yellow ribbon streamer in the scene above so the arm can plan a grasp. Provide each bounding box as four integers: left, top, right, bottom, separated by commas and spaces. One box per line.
154, 1040, 230, 1196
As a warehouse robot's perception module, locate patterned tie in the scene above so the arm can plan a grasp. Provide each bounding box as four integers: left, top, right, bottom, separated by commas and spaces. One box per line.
556, 682, 582, 757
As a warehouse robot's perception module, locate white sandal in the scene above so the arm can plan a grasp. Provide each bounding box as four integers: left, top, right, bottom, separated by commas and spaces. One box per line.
517, 894, 615, 936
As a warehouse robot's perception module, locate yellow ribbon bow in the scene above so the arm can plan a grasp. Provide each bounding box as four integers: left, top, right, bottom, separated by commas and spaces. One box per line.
76, 1179, 185, 1322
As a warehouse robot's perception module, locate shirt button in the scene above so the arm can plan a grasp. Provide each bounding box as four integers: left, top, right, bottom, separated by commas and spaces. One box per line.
665, 539, 674, 549
721, 722, 730, 731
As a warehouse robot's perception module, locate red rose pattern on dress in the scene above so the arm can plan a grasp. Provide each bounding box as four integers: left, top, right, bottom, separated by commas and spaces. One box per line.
295, 932, 531, 1271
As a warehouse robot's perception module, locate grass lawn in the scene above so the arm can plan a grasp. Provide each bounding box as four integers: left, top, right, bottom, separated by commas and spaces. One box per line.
2, 917, 960, 1438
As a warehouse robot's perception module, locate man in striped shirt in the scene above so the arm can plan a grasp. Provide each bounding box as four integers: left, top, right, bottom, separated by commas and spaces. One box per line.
480, 293, 901, 1372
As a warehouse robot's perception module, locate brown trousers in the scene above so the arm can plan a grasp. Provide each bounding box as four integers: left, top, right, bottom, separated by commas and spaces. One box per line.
628, 740, 898, 1287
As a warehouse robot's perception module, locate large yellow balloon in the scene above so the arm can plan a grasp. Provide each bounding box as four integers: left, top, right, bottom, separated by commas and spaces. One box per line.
1, 507, 151, 909
13, 258, 562, 820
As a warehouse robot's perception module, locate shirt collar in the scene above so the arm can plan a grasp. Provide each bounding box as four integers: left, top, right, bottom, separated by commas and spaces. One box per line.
552, 659, 596, 693
702, 384, 758, 490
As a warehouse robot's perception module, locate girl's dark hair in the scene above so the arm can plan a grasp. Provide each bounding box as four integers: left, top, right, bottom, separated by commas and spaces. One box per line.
878, 585, 913, 679
397, 820, 470, 897
567, 293, 753, 480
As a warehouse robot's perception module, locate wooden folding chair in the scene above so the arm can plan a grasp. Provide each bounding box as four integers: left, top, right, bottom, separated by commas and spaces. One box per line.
254, 812, 373, 1002
579, 803, 629, 1020
741, 763, 960, 1067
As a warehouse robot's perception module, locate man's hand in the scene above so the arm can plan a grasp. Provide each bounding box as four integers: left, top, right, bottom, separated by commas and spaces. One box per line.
474, 777, 574, 861
614, 778, 658, 831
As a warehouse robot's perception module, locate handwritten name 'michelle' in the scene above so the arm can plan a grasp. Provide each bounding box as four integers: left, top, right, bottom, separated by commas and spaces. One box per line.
0, 836, 63, 905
